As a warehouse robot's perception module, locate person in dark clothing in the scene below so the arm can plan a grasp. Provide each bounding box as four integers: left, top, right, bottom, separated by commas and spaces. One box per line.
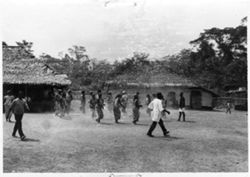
113, 94, 122, 123
178, 92, 186, 121
132, 92, 142, 124
145, 94, 152, 116
60, 91, 67, 117
89, 92, 96, 119
225, 101, 231, 114
10, 91, 29, 141
147, 93, 170, 137
161, 94, 168, 119
96, 94, 105, 123
106, 92, 113, 113
120, 90, 128, 119
80, 90, 86, 113
54, 89, 62, 117
65, 90, 73, 114
4, 90, 15, 122
97, 90, 102, 99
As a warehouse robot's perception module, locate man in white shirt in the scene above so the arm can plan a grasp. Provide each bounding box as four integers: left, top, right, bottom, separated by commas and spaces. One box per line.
147, 93, 170, 137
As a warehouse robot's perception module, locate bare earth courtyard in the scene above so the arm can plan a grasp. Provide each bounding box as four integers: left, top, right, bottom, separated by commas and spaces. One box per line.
3, 101, 248, 172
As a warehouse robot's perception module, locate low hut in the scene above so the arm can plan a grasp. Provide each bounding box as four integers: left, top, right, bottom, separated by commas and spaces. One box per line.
3, 59, 71, 112
107, 72, 218, 110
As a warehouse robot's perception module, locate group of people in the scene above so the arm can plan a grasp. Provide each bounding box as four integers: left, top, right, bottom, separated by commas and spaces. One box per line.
3, 88, 235, 141
53, 89, 73, 118
82, 90, 142, 124
79, 89, 187, 137
4, 88, 186, 140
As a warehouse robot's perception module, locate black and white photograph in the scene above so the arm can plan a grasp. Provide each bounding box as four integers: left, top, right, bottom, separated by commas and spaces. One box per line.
1, 0, 249, 175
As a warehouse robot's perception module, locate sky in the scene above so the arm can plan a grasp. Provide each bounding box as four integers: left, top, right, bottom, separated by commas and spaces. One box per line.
1, 0, 249, 61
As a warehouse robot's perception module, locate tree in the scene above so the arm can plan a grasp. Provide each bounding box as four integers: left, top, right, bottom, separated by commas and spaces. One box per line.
2, 40, 35, 61
188, 17, 247, 90
68, 45, 88, 61
111, 52, 150, 77
16, 40, 35, 58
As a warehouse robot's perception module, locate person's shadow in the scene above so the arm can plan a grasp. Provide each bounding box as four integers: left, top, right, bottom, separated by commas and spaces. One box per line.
100, 122, 113, 125
135, 123, 149, 126
183, 120, 196, 123
116, 122, 131, 125
155, 135, 183, 141
60, 115, 72, 120
22, 138, 40, 142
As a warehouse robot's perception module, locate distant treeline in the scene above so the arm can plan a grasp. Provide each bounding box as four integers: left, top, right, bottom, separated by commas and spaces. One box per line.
3, 17, 247, 95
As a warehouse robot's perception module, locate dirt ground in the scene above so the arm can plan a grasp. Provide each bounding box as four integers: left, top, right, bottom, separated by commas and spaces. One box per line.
3, 100, 248, 172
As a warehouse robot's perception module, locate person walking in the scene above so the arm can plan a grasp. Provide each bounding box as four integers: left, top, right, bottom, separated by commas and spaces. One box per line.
145, 94, 152, 116
65, 90, 73, 114
80, 90, 86, 113
10, 91, 29, 141
113, 94, 122, 123
60, 90, 67, 117
178, 92, 186, 121
96, 93, 105, 123
54, 89, 62, 117
106, 92, 113, 113
161, 94, 167, 119
132, 92, 142, 124
89, 92, 97, 119
147, 93, 170, 137
121, 90, 128, 119
4, 90, 15, 122
225, 101, 231, 114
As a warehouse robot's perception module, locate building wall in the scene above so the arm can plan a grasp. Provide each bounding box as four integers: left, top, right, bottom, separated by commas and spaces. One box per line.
201, 91, 213, 107
108, 86, 214, 109
109, 86, 191, 108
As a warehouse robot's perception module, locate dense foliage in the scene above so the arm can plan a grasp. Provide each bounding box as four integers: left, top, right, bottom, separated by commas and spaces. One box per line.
3, 18, 247, 93
162, 17, 247, 92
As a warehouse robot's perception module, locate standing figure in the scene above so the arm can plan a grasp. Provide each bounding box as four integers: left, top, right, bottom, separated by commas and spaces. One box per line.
147, 93, 170, 137
65, 90, 73, 114
60, 91, 67, 117
178, 92, 186, 121
4, 90, 15, 122
10, 91, 30, 141
161, 94, 167, 119
145, 94, 152, 116
226, 101, 231, 114
89, 92, 96, 119
96, 94, 105, 123
121, 90, 128, 119
97, 90, 102, 99
80, 90, 86, 113
106, 92, 113, 113
132, 92, 142, 124
113, 94, 122, 123
54, 89, 62, 117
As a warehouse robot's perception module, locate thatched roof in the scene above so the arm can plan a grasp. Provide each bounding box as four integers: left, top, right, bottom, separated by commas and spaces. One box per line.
3, 59, 71, 86
107, 72, 197, 88
3, 45, 35, 61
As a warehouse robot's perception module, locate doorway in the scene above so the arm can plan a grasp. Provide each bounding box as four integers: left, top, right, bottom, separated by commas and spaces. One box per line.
190, 90, 202, 109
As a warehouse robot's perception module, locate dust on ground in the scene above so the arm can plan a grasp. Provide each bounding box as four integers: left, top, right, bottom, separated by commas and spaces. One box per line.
3, 100, 248, 172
